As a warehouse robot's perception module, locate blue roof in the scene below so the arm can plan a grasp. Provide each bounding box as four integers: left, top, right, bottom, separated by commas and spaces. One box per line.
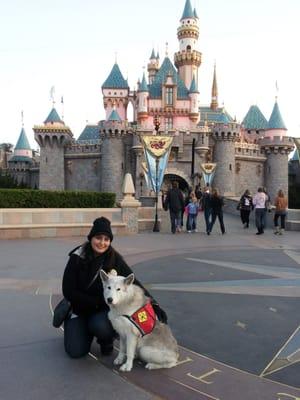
242, 105, 268, 130
138, 73, 149, 92
181, 0, 194, 20
77, 125, 100, 143
44, 108, 63, 124
108, 109, 122, 122
290, 149, 299, 162
268, 101, 287, 129
193, 8, 199, 19
148, 57, 189, 99
102, 63, 129, 89
189, 75, 198, 93
150, 48, 156, 59
15, 128, 31, 150
199, 106, 234, 124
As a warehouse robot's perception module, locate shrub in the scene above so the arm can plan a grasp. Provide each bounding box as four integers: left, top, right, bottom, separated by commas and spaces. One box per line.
0, 189, 115, 208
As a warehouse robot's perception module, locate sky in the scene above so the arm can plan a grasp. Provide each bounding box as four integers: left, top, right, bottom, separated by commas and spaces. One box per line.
1, 0, 300, 150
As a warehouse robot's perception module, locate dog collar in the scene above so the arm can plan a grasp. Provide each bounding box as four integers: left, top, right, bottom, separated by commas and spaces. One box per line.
123, 302, 156, 336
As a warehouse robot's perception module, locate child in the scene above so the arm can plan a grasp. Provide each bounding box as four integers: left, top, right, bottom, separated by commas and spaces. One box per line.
185, 192, 199, 233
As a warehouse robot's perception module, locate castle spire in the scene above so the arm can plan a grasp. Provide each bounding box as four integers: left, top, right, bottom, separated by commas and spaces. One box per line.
210, 63, 218, 110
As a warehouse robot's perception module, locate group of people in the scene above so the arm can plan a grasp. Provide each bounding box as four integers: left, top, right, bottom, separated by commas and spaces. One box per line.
163, 181, 288, 236
163, 182, 226, 235
237, 187, 288, 235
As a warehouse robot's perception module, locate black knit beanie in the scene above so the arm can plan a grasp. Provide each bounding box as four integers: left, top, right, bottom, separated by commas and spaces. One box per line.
87, 217, 113, 241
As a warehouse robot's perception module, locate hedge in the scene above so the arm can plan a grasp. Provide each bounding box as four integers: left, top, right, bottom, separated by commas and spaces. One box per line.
0, 189, 115, 208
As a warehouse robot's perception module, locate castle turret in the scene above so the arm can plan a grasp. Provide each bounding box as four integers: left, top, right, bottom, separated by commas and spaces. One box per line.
100, 108, 128, 200
137, 72, 149, 122
174, 0, 201, 90
212, 119, 241, 195
33, 107, 73, 190
260, 100, 294, 201
210, 63, 218, 111
189, 74, 199, 123
147, 49, 159, 84
102, 63, 129, 121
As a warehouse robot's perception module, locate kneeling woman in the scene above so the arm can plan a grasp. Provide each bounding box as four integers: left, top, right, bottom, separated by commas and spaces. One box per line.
62, 216, 167, 358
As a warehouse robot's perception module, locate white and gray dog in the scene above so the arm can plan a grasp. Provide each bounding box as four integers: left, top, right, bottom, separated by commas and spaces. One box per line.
100, 270, 179, 372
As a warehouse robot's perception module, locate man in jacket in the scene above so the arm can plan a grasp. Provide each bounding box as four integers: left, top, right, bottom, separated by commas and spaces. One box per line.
164, 181, 184, 234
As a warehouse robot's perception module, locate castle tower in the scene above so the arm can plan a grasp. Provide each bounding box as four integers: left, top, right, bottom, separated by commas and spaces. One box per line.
210, 63, 218, 110
100, 108, 127, 200
33, 108, 73, 190
260, 100, 294, 201
174, 0, 202, 90
102, 63, 129, 121
137, 72, 149, 122
189, 75, 199, 123
212, 118, 241, 196
147, 49, 159, 84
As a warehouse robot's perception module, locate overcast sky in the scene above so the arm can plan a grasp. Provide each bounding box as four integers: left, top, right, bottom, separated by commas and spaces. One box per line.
1, 0, 299, 149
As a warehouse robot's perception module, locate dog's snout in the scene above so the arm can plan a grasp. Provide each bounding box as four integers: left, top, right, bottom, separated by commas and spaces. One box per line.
107, 297, 113, 304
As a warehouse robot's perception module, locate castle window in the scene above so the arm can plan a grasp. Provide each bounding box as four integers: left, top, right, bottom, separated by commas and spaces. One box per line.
187, 45, 191, 51
256, 130, 259, 134
165, 117, 173, 130
165, 87, 173, 106
229, 164, 232, 171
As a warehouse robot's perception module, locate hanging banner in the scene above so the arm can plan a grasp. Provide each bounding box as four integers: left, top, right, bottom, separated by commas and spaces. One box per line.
141, 162, 151, 191
200, 163, 217, 186
141, 136, 173, 158
141, 135, 173, 193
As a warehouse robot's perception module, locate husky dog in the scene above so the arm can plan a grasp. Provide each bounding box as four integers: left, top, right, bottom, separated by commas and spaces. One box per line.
100, 270, 179, 372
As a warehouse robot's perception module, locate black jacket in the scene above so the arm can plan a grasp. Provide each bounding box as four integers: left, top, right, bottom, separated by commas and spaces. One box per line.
210, 195, 224, 213
165, 188, 184, 213
62, 243, 150, 317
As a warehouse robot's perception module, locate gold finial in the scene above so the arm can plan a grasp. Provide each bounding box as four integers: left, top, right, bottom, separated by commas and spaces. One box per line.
115, 51, 118, 64
210, 62, 218, 110
50, 86, 55, 107
275, 80, 279, 101
165, 42, 169, 56
21, 110, 24, 127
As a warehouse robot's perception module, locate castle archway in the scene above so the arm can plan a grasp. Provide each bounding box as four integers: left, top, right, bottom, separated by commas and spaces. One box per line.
162, 168, 191, 194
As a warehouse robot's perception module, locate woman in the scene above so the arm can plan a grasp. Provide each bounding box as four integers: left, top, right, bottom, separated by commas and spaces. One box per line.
62, 216, 167, 358
273, 189, 288, 235
208, 188, 225, 235
238, 189, 253, 228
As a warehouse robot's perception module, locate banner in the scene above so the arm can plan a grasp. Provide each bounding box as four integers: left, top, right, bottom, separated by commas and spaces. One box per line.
200, 163, 217, 186
141, 135, 173, 158
141, 162, 151, 191
141, 135, 173, 193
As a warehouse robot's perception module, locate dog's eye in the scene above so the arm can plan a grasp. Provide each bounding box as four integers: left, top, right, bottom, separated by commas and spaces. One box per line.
117, 288, 121, 291
107, 286, 111, 290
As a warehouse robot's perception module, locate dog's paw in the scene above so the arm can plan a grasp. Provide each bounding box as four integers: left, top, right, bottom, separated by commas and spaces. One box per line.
113, 355, 125, 366
145, 363, 161, 370
119, 362, 132, 372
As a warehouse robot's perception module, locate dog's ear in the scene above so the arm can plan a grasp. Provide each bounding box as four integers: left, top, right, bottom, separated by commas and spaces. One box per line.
100, 269, 109, 282
124, 273, 134, 286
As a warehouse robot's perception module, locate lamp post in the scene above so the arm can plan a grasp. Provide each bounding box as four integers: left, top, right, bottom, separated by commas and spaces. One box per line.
153, 115, 160, 232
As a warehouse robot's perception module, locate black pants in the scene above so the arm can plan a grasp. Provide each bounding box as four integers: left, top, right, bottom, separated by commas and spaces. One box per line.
255, 209, 265, 233
64, 311, 114, 358
209, 211, 225, 234
169, 210, 182, 233
274, 213, 286, 229
240, 209, 250, 226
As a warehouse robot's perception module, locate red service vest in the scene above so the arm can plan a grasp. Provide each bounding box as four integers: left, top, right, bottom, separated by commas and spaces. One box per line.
124, 302, 157, 336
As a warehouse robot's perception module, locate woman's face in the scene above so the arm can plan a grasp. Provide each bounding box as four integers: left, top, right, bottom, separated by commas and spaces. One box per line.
91, 234, 111, 255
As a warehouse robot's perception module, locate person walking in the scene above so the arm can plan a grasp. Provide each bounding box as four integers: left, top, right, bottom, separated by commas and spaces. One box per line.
273, 189, 288, 235
208, 188, 225, 235
164, 181, 185, 234
253, 187, 268, 235
185, 191, 199, 233
201, 188, 212, 234
237, 189, 253, 228
61, 217, 167, 359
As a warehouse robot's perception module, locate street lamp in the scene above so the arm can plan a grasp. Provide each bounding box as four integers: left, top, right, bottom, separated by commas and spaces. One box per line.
153, 115, 160, 232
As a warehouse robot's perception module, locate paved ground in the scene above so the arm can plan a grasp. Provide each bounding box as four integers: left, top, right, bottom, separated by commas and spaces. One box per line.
1, 213, 300, 399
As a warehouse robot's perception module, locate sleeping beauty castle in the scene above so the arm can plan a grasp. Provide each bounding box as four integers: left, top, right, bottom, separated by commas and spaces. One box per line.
4, 0, 295, 202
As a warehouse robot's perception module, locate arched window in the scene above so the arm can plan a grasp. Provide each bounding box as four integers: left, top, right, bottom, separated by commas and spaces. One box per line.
187, 45, 191, 51
165, 87, 173, 105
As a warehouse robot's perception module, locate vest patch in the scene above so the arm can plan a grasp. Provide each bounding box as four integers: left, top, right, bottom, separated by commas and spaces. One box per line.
124, 302, 157, 336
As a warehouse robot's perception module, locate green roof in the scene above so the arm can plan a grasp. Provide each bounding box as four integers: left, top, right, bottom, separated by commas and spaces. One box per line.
102, 63, 129, 89
242, 105, 268, 130
9, 155, 32, 163
138, 73, 149, 92
291, 149, 299, 162
189, 75, 198, 93
150, 48, 156, 59
77, 125, 100, 143
181, 0, 194, 20
268, 101, 287, 129
15, 128, 31, 150
199, 106, 234, 124
193, 8, 199, 19
108, 109, 122, 122
44, 108, 63, 124
148, 56, 189, 99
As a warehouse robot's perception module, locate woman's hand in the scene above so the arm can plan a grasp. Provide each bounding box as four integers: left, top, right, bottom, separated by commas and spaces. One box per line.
152, 302, 168, 324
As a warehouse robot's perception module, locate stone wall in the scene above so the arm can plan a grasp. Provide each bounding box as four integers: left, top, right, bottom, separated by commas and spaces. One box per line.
65, 156, 101, 191
235, 159, 264, 196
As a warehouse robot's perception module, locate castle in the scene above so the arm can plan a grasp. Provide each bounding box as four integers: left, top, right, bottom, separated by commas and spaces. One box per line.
3, 0, 295, 202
